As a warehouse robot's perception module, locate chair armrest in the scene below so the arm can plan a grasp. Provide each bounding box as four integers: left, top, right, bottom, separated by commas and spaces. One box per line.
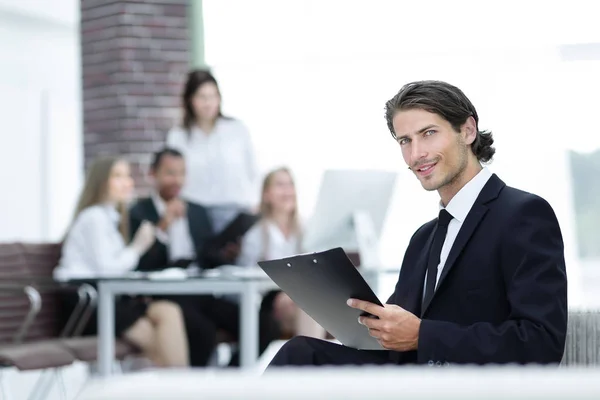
8, 276, 81, 289
0, 283, 42, 344
2, 278, 98, 338
29, 279, 98, 338
59, 283, 93, 337
71, 283, 97, 337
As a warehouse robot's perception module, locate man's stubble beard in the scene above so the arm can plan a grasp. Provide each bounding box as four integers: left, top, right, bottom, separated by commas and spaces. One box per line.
431, 138, 469, 193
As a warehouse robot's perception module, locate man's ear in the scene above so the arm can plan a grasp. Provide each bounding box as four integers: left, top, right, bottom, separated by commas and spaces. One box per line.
462, 116, 477, 145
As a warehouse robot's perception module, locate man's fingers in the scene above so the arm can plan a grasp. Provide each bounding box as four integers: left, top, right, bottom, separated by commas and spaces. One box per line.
347, 298, 385, 317
367, 328, 382, 339
359, 316, 384, 331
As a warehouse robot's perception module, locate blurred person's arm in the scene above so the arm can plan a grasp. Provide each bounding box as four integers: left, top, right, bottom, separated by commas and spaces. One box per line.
80, 209, 141, 275
201, 239, 241, 269
182, 202, 237, 269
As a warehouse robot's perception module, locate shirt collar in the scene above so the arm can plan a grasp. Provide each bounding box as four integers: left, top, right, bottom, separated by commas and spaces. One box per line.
191, 117, 225, 136
265, 220, 298, 243
151, 191, 167, 216
440, 167, 493, 223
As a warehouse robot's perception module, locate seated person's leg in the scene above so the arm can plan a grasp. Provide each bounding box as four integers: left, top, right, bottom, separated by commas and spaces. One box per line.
196, 295, 239, 333
143, 300, 190, 367
270, 291, 297, 337
151, 295, 219, 367
261, 290, 295, 338
190, 294, 280, 367
124, 300, 190, 368
295, 309, 326, 339
179, 305, 219, 367
262, 290, 326, 339
268, 336, 392, 368
229, 301, 282, 367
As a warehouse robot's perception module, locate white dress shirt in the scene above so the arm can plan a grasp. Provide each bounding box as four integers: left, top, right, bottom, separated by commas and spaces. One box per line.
236, 221, 301, 267
166, 118, 259, 208
53, 204, 140, 281
427, 167, 493, 289
151, 193, 196, 262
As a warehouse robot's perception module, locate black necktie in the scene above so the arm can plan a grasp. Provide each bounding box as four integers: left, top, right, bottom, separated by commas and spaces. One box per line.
422, 209, 453, 310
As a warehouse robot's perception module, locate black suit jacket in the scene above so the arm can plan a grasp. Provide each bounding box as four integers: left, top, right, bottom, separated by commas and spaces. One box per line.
129, 198, 225, 271
388, 174, 567, 365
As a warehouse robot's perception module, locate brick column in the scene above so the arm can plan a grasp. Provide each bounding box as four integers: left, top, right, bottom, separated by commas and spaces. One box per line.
81, 0, 190, 194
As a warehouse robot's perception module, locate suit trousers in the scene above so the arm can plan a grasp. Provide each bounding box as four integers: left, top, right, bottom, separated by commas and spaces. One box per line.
267, 336, 394, 368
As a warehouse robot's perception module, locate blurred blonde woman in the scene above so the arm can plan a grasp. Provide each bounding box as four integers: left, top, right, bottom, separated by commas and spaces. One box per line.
237, 167, 325, 339
54, 156, 189, 367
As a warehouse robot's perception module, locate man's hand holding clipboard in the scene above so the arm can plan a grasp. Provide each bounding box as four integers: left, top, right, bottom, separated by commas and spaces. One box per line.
347, 298, 421, 352
258, 247, 421, 351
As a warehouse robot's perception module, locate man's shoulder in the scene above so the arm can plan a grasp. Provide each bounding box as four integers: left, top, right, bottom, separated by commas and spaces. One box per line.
410, 217, 438, 244
489, 182, 560, 234
185, 199, 208, 210
184, 200, 211, 218
497, 184, 555, 213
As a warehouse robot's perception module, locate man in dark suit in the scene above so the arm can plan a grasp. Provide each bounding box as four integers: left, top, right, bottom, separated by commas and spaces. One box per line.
130, 148, 278, 367
268, 80, 568, 367
129, 150, 234, 272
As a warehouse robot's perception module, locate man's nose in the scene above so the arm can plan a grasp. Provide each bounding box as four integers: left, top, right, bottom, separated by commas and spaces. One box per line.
410, 140, 427, 162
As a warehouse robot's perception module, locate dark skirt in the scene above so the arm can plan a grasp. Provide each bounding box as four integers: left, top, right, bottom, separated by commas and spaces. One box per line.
59, 291, 147, 337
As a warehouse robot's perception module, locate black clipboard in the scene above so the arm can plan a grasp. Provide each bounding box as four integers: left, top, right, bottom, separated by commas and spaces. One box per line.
212, 212, 260, 247
258, 247, 385, 350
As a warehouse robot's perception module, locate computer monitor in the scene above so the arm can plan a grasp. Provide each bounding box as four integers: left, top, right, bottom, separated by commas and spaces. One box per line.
302, 169, 397, 267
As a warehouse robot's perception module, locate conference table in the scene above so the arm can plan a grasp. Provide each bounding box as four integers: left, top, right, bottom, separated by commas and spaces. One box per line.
92, 266, 396, 377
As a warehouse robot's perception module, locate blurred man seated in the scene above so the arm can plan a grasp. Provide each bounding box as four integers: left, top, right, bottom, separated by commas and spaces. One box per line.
129, 148, 278, 366
130, 148, 236, 272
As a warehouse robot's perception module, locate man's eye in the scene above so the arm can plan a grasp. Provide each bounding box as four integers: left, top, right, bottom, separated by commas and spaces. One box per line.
424, 130, 435, 136
398, 138, 409, 145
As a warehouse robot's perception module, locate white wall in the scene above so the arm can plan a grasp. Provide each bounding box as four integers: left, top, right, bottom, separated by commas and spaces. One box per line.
0, 0, 82, 241
203, 0, 600, 306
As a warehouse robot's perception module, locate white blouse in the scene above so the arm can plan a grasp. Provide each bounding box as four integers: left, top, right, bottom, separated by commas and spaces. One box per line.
236, 221, 301, 267
166, 118, 259, 208
53, 204, 140, 281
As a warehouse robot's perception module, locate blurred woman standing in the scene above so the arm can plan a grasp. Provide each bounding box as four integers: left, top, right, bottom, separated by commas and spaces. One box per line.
167, 69, 258, 232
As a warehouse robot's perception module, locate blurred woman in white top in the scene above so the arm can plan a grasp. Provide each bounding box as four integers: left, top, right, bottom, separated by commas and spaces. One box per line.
54, 156, 189, 368
237, 167, 325, 339
166, 69, 258, 232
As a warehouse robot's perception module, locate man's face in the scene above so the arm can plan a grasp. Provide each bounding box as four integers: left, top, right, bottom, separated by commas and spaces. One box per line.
153, 155, 186, 201
392, 108, 472, 193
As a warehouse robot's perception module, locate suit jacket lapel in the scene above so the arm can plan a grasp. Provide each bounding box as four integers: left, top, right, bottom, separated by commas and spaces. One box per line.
144, 199, 160, 224
421, 174, 505, 316
186, 203, 201, 248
